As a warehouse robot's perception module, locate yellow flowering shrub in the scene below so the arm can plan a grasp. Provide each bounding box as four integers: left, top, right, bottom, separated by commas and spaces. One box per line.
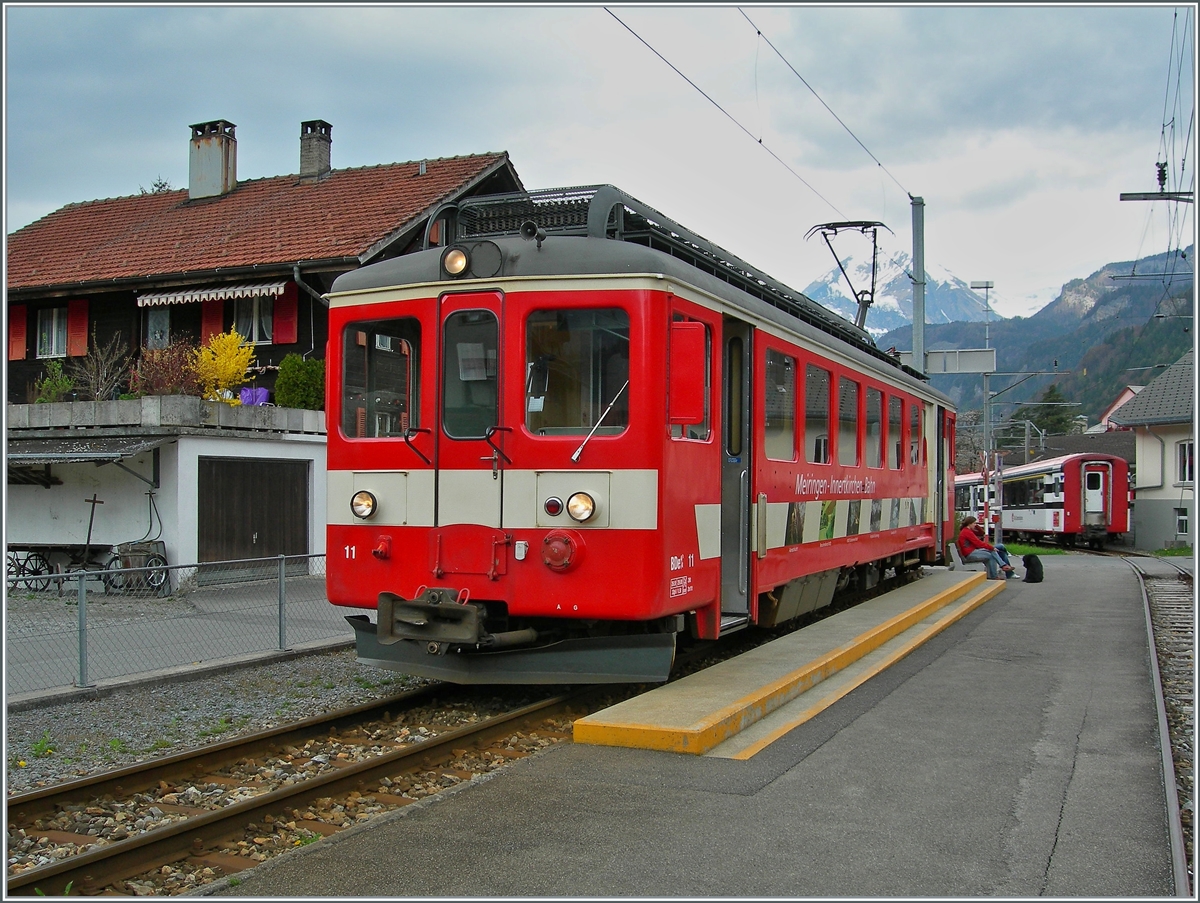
191, 330, 255, 404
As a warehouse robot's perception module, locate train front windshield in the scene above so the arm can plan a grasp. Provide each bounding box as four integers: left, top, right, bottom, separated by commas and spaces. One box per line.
525, 308, 629, 436
341, 318, 421, 439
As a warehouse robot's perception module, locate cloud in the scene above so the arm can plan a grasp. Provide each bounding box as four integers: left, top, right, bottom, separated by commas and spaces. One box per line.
3, 4, 1191, 312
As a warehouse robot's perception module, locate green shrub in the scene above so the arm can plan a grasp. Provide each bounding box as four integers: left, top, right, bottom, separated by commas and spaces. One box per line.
274, 354, 325, 410
33, 360, 75, 403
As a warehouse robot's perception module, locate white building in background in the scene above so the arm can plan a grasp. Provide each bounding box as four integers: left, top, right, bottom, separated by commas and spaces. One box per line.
1108, 351, 1195, 552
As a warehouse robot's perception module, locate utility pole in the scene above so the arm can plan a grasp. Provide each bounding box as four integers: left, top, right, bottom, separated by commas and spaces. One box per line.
970, 280, 994, 537
910, 197, 926, 375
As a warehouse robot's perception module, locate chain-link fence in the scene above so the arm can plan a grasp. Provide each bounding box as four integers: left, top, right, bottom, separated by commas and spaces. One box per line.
5, 554, 354, 696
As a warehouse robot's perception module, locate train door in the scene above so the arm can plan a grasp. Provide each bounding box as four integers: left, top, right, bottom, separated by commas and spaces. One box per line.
720, 318, 752, 620
1083, 462, 1111, 527
437, 291, 505, 527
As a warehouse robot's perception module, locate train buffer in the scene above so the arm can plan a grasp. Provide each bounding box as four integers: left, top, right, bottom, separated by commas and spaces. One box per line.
574, 570, 1004, 758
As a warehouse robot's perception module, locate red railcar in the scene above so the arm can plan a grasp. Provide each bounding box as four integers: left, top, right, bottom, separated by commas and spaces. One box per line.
955, 452, 1130, 548
325, 186, 957, 683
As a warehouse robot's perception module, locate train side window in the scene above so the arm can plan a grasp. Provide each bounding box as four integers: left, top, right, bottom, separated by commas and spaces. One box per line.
670, 315, 710, 440
525, 308, 629, 436
888, 396, 903, 469
865, 387, 883, 468
805, 364, 830, 464
837, 377, 859, 466
341, 317, 420, 439
764, 349, 796, 460
910, 403, 923, 465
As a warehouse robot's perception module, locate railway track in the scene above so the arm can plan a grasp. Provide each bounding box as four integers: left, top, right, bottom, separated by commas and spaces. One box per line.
1124, 555, 1194, 897
6, 685, 592, 896
6, 565, 925, 896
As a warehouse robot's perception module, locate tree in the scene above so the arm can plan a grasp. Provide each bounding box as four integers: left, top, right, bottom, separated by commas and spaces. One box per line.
139, 176, 173, 194
65, 328, 132, 400
1011, 384, 1077, 436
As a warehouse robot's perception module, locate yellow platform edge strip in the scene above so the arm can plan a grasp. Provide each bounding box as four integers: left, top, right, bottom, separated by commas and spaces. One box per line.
574, 571, 989, 754
728, 578, 1006, 759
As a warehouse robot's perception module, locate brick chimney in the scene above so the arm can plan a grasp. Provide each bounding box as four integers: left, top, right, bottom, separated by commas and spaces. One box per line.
299, 120, 332, 182
188, 120, 237, 199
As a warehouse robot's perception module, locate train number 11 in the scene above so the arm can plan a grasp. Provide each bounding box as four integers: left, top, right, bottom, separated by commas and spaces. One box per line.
344, 545, 356, 559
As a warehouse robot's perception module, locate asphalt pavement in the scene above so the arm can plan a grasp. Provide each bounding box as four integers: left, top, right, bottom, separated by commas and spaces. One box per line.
203, 553, 1180, 897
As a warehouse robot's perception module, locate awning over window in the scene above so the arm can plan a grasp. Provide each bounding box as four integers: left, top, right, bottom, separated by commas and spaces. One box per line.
137, 281, 289, 308
6, 436, 169, 465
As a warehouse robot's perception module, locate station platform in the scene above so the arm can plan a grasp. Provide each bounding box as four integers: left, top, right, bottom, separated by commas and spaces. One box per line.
205, 553, 1180, 898
575, 569, 1004, 757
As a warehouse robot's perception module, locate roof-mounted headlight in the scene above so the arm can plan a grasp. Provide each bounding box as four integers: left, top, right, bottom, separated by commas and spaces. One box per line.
441, 246, 469, 277
566, 492, 596, 523
350, 490, 378, 519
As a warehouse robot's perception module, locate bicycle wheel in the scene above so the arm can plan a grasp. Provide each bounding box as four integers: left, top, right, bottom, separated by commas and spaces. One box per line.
103, 557, 127, 594
23, 552, 52, 592
144, 554, 169, 595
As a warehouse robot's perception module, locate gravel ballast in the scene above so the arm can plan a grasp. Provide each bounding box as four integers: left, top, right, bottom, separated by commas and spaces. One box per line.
5, 646, 428, 795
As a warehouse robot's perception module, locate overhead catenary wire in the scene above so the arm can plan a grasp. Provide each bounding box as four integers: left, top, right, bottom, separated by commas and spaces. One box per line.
604, 7, 848, 220
737, 7, 912, 202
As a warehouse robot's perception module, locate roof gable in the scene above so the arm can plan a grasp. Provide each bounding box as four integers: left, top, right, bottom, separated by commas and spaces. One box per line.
7, 153, 517, 291
1107, 350, 1194, 426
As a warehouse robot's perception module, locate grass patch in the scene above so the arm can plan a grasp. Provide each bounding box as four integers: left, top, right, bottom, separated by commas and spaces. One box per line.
1003, 542, 1067, 557
1155, 546, 1193, 557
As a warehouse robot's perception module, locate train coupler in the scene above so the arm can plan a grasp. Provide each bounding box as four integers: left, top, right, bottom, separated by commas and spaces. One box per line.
376, 587, 486, 646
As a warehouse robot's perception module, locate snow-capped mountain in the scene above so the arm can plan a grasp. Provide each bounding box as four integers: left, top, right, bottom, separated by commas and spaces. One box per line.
802, 251, 997, 337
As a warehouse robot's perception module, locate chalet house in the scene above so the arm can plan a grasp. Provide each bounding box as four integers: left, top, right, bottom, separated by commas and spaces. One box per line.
1107, 350, 1194, 551
5, 120, 523, 575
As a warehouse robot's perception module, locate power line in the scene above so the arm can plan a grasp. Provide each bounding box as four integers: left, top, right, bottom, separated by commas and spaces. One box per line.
738, 8, 912, 201
604, 7, 848, 220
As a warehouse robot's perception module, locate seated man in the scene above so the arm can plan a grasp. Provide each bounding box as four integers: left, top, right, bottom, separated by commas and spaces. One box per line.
958, 516, 1014, 580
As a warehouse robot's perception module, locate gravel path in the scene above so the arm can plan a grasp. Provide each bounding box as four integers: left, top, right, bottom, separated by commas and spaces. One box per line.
5, 647, 430, 795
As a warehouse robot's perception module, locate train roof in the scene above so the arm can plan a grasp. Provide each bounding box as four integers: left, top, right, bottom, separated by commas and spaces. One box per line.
956, 452, 1127, 482
331, 185, 947, 400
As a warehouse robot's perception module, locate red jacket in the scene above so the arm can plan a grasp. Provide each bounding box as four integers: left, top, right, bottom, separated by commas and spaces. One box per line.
958, 526, 994, 556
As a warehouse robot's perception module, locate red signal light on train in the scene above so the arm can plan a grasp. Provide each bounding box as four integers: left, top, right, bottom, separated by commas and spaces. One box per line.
544, 497, 564, 517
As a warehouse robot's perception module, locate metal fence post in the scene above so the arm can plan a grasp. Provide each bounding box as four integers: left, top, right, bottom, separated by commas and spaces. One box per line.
278, 554, 287, 651
76, 573, 94, 688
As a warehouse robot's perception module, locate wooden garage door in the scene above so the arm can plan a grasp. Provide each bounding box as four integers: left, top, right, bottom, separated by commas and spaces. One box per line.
198, 457, 309, 563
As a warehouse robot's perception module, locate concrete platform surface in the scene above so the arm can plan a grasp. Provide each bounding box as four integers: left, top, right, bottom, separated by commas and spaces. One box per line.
575, 569, 1002, 755
202, 554, 1177, 898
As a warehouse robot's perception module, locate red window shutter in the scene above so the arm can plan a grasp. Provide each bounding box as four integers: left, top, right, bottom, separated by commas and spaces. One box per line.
9, 305, 27, 360
201, 299, 223, 343
66, 299, 89, 356
272, 283, 298, 345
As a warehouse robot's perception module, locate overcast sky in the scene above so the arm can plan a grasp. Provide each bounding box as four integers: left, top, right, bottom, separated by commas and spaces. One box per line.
4, 4, 1194, 317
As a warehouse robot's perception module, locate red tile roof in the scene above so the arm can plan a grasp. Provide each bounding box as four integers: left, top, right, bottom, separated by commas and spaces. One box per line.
7, 153, 514, 290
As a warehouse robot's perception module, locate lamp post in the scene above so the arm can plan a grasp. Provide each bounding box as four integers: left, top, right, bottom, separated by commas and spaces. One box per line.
970, 281, 995, 537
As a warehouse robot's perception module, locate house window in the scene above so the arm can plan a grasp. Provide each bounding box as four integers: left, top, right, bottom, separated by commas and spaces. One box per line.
1178, 441, 1194, 484
36, 307, 68, 358
234, 296, 274, 344
146, 308, 170, 350
1175, 507, 1190, 536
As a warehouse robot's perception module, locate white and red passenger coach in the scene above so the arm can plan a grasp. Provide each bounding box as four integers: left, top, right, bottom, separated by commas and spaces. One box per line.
324, 186, 958, 684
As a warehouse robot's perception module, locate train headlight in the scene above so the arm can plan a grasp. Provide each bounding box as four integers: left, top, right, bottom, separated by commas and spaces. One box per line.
441, 246, 469, 277
350, 490, 378, 519
566, 492, 596, 522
